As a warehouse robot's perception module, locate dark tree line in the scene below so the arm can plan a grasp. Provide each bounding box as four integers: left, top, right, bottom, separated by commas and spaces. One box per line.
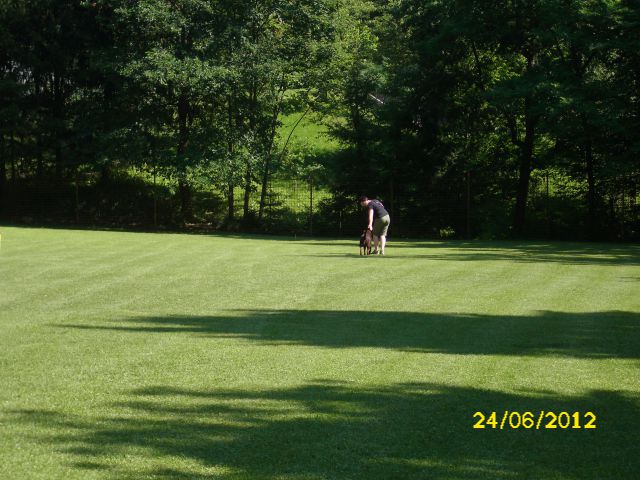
1, 0, 638, 239
327, 0, 639, 239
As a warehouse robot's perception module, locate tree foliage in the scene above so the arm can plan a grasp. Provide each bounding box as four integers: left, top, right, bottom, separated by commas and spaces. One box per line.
0, 0, 637, 238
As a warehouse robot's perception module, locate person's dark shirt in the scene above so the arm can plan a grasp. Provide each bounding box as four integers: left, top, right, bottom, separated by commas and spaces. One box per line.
368, 199, 389, 218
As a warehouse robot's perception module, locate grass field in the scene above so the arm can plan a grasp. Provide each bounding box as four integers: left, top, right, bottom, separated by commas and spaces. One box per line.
1, 226, 639, 480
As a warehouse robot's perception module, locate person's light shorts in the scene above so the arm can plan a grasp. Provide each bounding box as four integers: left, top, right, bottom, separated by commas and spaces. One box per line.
373, 215, 390, 237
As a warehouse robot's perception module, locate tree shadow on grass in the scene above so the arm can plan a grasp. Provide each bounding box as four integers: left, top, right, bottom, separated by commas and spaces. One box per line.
298, 241, 640, 266
10, 381, 640, 479
59, 309, 640, 359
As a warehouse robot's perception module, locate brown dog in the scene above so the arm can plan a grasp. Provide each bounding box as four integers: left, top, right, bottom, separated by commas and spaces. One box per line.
360, 229, 373, 255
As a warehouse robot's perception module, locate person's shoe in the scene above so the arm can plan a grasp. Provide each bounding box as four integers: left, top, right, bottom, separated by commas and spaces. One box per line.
372, 249, 379, 255
380, 250, 385, 255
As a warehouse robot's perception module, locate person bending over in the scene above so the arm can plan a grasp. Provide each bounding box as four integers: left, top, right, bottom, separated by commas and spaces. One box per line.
359, 196, 391, 255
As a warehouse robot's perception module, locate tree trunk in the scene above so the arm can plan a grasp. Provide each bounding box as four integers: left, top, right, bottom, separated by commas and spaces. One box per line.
258, 84, 288, 220
10, 131, 16, 181
513, 95, 536, 236
54, 144, 63, 181
258, 159, 270, 220
584, 126, 596, 239
100, 163, 111, 183
178, 179, 193, 224
227, 95, 235, 222
243, 166, 251, 219
258, 98, 285, 218
243, 83, 258, 221
177, 94, 193, 223
36, 148, 44, 180
352, 104, 364, 164
227, 183, 235, 221
53, 70, 64, 181
35, 76, 44, 179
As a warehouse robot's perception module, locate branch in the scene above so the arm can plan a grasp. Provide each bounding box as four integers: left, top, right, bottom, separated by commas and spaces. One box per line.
278, 106, 311, 163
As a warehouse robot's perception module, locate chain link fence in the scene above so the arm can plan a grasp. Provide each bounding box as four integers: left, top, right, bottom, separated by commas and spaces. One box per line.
1, 168, 638, 240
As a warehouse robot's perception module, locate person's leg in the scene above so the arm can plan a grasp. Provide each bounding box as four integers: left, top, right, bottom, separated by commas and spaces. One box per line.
372, 220, 383, 254
378, 215, 390, 254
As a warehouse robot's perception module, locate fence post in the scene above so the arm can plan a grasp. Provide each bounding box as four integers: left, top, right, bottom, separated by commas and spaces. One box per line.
267, 178, 272, 220
309, 176, 313, 235
466, 170, 471, 239
621, 180, 625, 239
545, 169, 550, 237
631, 177, 637, 231
75, 168, 80, 224
153, 159, 157, 228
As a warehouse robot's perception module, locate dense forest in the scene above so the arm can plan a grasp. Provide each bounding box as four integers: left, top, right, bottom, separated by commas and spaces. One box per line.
1, 0, 638, 239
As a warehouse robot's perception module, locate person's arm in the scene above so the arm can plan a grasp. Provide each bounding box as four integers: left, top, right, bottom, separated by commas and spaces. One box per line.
368, 208, 373, 230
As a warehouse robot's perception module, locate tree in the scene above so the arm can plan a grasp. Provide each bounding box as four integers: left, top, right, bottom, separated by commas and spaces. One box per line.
115, 0, 226, 223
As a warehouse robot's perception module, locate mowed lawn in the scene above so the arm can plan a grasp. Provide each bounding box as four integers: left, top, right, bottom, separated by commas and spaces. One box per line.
1, 226, 639, 480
